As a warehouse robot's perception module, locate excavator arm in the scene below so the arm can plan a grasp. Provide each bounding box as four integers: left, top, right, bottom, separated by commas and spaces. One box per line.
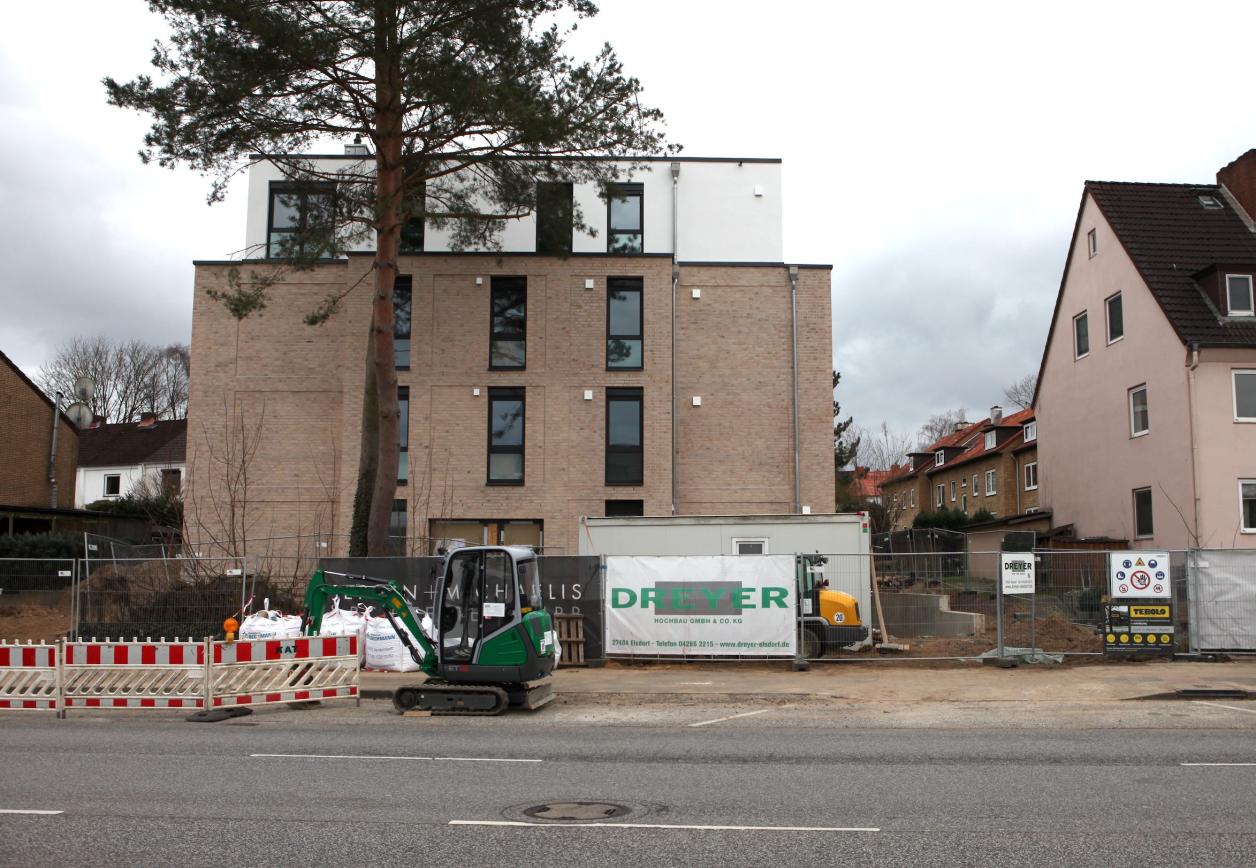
303, 568, 439, 677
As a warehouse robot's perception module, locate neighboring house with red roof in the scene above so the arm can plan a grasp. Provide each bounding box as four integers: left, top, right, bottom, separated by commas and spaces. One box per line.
836, 466, 896, 507
73, 416, 186, 508
1036, 150, 1256, 549
879, 407, 1042, 534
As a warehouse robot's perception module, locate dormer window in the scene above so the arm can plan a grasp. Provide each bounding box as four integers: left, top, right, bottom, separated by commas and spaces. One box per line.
1024, 421, 1037, 442
934, 451, 945, 467
1226, 274, 1254, 316
983, 431, 996, 450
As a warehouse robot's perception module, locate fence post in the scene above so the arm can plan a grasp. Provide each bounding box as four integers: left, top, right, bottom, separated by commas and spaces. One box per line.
996, 557, 1005, 659
56, 638, 66, 720
203, 636, 214, 710
1187, 549, 1200, 654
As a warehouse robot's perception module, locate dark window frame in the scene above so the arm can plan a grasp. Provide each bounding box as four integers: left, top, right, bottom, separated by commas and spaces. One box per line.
487, 387, 526, 486
1133, 487, 1154, 539
605, 387, 644, 486
1074, 311, 1090, 359
535, 181, 574, 255
489, 277, 527, 371
397, 386, 409, 486
266, 180, 337, 259
389, 498, 407, 556
1106, 292, 1124, 343
607, 183, 644, 254
606, 277, 644, 370
394, 275, 412, 370
103, 474, 122, 497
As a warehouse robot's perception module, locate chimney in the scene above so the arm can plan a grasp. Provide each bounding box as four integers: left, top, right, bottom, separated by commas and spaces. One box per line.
952, 421, 967, 433
89, 414, 105, 429
138, 412, 158, 429
344, 134, 370, 157
990, 405, 1003, 425
1218, 150, 1256, 228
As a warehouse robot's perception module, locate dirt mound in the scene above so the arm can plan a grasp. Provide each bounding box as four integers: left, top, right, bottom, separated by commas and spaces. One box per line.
0, 605, 71, 642
906, 612, 1101, 658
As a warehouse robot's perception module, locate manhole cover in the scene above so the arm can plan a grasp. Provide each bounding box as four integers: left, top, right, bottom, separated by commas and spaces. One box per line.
523, 802, 631, 822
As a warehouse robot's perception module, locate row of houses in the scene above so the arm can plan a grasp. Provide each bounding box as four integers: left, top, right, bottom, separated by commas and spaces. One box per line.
870, 150, 1256, 551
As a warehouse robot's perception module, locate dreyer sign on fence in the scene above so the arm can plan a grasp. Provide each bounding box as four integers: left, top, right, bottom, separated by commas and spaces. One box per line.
605, 556, 796, 656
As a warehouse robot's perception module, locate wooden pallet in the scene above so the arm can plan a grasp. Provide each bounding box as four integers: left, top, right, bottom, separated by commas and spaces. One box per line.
554, 613, 586, 667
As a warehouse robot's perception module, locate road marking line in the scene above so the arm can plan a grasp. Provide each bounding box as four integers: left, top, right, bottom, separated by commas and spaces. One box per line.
449, 820, 878, 832
1192, 701, 1256, 716
0, 809, 64, 815
1180, 763, 1256, 767
249, 753, 541, 763
688, 707, 780, 728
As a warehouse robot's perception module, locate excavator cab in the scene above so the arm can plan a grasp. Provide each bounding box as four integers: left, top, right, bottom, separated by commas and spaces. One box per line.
435, 545, 554, 684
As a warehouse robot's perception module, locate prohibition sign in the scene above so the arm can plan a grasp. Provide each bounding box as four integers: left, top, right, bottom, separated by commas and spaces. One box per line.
1130, 570, 1152, 590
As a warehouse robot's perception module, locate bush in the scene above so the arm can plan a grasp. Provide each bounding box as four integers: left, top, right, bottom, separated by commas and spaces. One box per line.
969, 508, 996, 524
913, 509, 971, 531
0, 533, 82, 559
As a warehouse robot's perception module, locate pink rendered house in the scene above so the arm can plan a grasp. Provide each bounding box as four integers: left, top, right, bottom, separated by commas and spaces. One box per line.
1036, 151, 1256, 549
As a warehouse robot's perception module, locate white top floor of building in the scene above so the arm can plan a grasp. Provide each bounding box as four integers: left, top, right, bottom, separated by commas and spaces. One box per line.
243, 154, 785, 264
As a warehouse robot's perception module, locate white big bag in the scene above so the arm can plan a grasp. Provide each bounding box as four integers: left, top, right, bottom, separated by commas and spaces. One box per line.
239, 598, 303, 640
365, 614, 424, 672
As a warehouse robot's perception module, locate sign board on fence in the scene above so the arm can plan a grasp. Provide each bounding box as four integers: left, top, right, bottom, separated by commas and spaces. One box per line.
605, 556, 796, 657
1109, 551, 1171, 599
1000, 554, 1035, 595
1103, 602, 1174, 653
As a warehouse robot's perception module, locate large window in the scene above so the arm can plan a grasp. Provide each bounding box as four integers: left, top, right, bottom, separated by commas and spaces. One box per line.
984, 430, 996, 450
267, 181, 335, 258
1133, 487, 1154, 539
985, 469, 997, 496
389, 499, 407, 556
1106, 292, 1124, 342
394, 275, 412, 369
398, 386, 409, 484
607, 183, 643, 253
103, 474, 121, 498
606, 388, 643, 485
607, 277, 643, 369
1129, 385, 1149, 436
1241, 480, 1256, 534
487, 388, 525, 485
489, 277, 527, 370
536, 182, 573, 255
1024, 461, 1038, 491
1073, 311, 1090, 358
1235, 370, 1256, 421
1226, 274, 1254, 316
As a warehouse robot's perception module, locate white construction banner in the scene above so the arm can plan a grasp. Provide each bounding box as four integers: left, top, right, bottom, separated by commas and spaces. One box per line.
1109, 551, 1171, 599
1000, 553, 1036, 595
605, 556, 796, 657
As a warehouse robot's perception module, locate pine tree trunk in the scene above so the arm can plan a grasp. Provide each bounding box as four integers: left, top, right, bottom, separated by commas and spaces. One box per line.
348, 330, 377, 557
365, 2, 403, 556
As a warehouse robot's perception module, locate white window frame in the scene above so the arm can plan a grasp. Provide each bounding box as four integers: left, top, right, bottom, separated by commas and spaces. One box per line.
910, 489, 916, 508
1133, 486, 1154, 539
1105, 291, 1124, 344
1240, 479, 1256, 534
1024, 462, 1038, 491
1087, 228, 1097, 258
983, 430, 996, 450
972, 473, 979, 495
1225, 273, 1254, 317
950, 480, 957, 502
935, 484, 945, 509
985, 469, 997, 496
1023, 421, 1037, 442
103, 474, 122, 498
1234, 370, 1256, 422
733, 538, 769, 555
962, 494, 968, 512
1129, 384, 1150, 437
934, 451, 945, 467
1073, 311, 1090, 359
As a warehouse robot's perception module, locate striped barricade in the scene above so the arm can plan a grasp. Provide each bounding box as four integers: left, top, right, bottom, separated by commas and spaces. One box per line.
208, 636, 359, 709
0, 642, 58, 711
61, 640, 207, 712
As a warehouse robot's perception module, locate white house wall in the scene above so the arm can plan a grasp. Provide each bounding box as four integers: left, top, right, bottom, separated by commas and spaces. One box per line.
74, 463, 184, 508
243, 157, 783, 262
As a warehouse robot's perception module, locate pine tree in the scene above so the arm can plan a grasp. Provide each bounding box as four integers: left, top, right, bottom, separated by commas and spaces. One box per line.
107, 1, 673, 554
833, 370, 858, 468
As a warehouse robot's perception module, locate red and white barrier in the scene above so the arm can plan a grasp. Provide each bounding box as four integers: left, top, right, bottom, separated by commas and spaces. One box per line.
0, 642, 59, 711
62, 639, 207, 713
209, 636, 359, 711
0, 636, 359, 716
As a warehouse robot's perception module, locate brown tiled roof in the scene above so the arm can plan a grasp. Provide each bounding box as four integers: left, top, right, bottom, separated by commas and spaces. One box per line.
1084, 181, 1256, 346
77, 419, 187, 467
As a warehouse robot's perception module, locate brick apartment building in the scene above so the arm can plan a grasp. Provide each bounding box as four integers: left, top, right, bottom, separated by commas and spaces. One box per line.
187, 154, 835, 555
880, 407, 1040, 532
0, 350, 77, 511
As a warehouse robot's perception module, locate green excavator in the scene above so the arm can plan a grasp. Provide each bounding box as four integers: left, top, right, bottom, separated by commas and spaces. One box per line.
303, 545, 556, 715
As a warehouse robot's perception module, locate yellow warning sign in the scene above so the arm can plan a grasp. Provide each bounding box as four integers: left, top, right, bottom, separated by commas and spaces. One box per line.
1134, 557, 1146, 566
1131, 605, 1170, 619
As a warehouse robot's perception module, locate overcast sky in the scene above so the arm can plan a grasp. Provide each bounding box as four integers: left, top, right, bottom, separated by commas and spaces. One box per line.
3, 1, 1255, 437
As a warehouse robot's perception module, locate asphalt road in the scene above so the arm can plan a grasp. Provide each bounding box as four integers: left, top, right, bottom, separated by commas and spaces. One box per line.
1, 698, 1254, 867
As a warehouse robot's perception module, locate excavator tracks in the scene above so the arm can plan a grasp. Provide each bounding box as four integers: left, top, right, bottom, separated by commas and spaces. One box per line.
391, 679, 555, 716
